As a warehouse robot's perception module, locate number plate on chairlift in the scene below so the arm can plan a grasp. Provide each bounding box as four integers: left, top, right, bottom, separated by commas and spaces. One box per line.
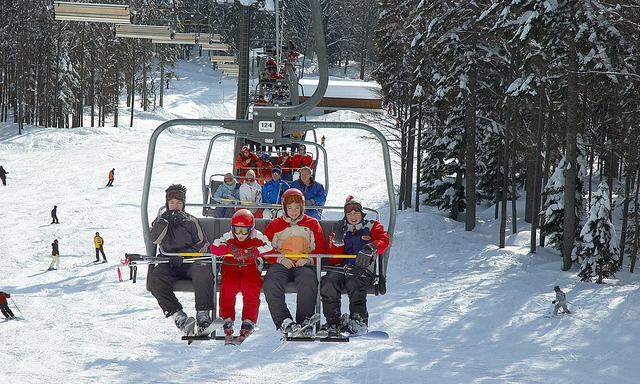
258, 121, 276, 133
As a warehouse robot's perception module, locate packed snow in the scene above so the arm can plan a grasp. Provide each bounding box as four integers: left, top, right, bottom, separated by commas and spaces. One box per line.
1, 58, 639, 384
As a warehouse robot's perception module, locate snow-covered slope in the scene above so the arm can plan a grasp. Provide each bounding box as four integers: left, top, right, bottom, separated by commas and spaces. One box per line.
1, 59, 639, 384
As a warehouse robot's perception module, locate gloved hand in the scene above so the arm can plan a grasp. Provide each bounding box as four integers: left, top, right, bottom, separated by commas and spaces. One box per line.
168, 256, 184, 269
162, 210, 187, 224
295, 257, 310, 267
356, 243, 377, 268
552, 300, 557, 304
278, 257, 295, 269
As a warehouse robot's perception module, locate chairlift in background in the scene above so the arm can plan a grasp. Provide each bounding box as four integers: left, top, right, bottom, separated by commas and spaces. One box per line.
200, 42, 230, 51
153, 32, 200, 45
115, 24, 171, 40
54, 1, 131, 24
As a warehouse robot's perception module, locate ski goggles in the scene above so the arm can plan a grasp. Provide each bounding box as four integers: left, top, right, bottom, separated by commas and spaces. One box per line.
232, 226, 252, 236
344, 205, 363, 214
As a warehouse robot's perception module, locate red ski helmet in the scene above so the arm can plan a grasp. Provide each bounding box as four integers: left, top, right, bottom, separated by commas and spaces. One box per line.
241, 145, 250, 153
231, 209, 254, 228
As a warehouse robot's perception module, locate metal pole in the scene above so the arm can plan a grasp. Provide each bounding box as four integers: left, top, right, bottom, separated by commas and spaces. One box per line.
275, 0, 280, 70
10, 298, 24, 318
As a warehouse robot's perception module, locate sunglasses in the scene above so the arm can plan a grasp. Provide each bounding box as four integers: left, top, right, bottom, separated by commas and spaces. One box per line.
232, 226, 252, 236
345, 206, 362, 214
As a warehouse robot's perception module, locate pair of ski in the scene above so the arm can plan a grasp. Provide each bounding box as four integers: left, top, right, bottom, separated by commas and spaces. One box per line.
182, 318, 250, 346
273, 314, 389, 352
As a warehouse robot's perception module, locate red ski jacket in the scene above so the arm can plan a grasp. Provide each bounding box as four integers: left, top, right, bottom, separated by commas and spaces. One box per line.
0, 292, 10, 305
263, 214, 326, 264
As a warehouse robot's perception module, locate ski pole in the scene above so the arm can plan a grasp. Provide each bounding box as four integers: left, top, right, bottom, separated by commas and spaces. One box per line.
10, 298, 24, 318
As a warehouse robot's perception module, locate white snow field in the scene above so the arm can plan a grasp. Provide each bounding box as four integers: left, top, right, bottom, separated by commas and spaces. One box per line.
1, 59, 639, 384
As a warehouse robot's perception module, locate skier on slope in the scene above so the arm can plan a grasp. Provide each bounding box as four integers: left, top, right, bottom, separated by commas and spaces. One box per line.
51, 205, 59, 224
93, 232, 107, 263
320, 196, 390, 336
0, 291, 16, 320
262, 188, 326, 336
209, 209, 272, 343
48, 239, 60, 271
0, 165, 8, 186
147, 184, 214, 336
106, 168, 115, 187
552, 286, 571, 315
239, 170, 263, 218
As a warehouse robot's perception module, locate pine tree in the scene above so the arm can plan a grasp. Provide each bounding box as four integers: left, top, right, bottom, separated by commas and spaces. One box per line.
575, 182, 619, 283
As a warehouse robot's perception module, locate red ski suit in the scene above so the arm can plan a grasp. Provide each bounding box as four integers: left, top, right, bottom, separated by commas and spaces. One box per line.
209, 230, 273, 323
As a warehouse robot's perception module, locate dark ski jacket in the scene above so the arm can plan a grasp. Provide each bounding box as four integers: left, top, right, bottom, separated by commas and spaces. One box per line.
52, 241, 59, 256
51, 207, 57, 218
328, 219, 390, 265
0, 292, 9, 305
150, 211, 208, 253
0, 166, 7, 178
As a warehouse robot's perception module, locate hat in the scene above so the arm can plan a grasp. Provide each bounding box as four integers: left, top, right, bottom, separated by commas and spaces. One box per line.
344, 195, 363, 213
246, 170, 256, 179
224, 172, 234, 180
272, 167, 282, 175
165, 184, 187, 203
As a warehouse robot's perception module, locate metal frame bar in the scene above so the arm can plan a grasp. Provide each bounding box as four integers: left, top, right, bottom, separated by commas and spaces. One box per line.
116, 24, 171, 40
54, 1, 130, 24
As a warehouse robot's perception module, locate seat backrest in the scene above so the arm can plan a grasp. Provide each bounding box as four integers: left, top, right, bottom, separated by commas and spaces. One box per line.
199, 217, 341, 245
208, 180, 223, 201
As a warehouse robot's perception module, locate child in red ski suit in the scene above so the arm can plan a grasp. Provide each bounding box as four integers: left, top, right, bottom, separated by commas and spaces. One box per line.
209, 209, 272, 339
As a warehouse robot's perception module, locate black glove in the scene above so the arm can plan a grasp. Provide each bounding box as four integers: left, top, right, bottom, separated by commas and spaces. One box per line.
552, 300, 556, 304
162, 210, 187, 224
356, 243, 377, 268
168, 256, 184, 269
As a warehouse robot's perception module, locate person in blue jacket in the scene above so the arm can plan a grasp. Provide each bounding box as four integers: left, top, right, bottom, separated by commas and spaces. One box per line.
290, 166, 326, 220
213, 173, 240, 218
262, 167, 290, 204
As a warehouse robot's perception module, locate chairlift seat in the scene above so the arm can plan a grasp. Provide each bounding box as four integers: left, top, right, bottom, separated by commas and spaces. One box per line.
146, 218, 379, 295
54, 1, 130, 23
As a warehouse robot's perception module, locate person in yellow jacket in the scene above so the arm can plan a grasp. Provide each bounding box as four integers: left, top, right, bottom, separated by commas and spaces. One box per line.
94, 232, 107, 263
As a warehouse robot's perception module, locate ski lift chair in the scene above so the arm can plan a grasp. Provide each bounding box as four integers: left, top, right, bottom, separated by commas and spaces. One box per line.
54, 1, 131, 24
133, 0, 396, 333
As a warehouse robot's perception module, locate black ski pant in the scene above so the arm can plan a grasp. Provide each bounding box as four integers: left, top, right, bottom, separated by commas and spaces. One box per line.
0, 177, 5, 186
263, 263, 317, 328
148, 262, 214, 317
51, 216, 59, 224
321, 269, 374, 325
106, 180, 113, 187
95, 247, 106, 261
1, 303, 14, 319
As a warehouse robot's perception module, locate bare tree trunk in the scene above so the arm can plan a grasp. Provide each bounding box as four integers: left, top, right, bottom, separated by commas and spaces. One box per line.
619, 169, 633, 268
539, 126, 552, 247
159, 59, 164, 108
114, 70, 119, 127
90, 67, 95, 127
510, 111, 518, 234
404, 105, 416, 209
631, 172, 640, 273
562, 32, 578, 271
499, 107, 511, 248
588, 144, 594, 209
530, 88, 544, 254
465, 63, 477, 231
398, 105, 407, 210
415, 105, 422, 212
130, 64, 135, 128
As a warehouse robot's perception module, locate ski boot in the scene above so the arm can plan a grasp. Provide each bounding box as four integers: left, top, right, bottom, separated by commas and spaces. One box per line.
173, 310, 196, 336
236, 320, 255, 344
316, 322, 341, 338
297, 316, 316, 338
344, 313, 368, 336
196, 311, 213, 335
223, 318, 235, 345
280, 318, 301, 337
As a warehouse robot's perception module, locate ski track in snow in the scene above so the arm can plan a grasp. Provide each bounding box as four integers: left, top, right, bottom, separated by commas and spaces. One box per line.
1, 58, 639, 384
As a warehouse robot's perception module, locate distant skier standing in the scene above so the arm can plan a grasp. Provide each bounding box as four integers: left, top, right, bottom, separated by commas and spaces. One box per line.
0, 291, 16, 320
0, 165, 8, 186
51, 205, 59, 224
94, 232, 107, 263
106, 168, 115, 187
48, 239, 59, 271
552, 286, 571, 315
